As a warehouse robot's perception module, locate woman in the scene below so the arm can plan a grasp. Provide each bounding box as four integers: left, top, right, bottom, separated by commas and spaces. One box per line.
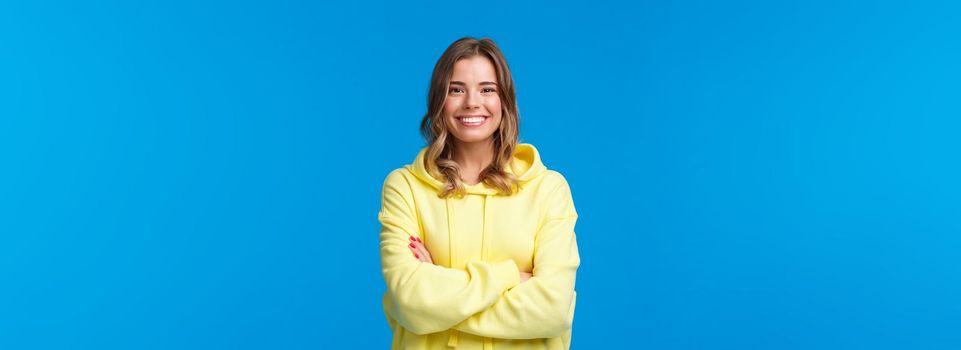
379, 37, 580, 350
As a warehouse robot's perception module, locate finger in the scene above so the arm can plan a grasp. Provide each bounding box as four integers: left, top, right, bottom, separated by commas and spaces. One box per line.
412, 249, 426, 262
408, 242, 425, 262
417, 242, 433, 264
412, 245, 430, 263
411, 236, 432, 261
413, 240, 431, 259
410, 240, 432, 264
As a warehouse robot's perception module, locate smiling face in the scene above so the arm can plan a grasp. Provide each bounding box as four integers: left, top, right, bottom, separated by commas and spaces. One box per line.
443, 55, 503, 146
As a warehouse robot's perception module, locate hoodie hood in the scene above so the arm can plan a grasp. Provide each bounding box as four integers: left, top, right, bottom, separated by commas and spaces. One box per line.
405, 143, 548, 196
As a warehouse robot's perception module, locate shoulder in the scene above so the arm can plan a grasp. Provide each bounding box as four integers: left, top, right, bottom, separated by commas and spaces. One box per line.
527, 170, 574, 205
535, 170, 577, 218
540, 170, 571, 191
382, 167, 415, 193
384, 167, 411, 183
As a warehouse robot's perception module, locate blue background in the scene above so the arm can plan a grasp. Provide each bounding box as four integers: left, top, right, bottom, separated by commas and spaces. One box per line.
2, 0, 959, 349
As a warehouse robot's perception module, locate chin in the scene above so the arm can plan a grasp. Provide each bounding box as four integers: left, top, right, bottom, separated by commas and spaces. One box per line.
452, 132, 496, 144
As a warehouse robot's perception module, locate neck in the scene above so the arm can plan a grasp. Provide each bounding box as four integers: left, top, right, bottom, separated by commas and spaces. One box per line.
452, 138, 495, 171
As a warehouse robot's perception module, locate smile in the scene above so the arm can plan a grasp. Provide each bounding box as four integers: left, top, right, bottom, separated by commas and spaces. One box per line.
457, 115, 488, 127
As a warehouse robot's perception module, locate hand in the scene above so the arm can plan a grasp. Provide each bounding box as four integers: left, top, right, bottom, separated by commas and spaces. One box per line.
408, 236, 434, 264
519, 271, 532, 283
409, 235, 533, 284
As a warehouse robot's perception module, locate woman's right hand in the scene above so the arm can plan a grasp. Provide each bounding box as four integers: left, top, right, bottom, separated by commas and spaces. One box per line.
409, 235, 532, 283
408, 236, 434, 264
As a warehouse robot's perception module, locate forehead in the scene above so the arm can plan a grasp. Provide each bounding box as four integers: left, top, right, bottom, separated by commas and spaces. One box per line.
450, 56, 498, 82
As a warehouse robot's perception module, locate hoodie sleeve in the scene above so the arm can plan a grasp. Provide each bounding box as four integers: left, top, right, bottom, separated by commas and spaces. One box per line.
453, 172, 580, 339
379, 169, 522, 335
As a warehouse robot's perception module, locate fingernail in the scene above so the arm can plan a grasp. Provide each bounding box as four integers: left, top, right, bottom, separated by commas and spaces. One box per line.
415, 237, 422, 242
409, 243, 416, 248
414, 253, 420, 258
409, 236, 415, 241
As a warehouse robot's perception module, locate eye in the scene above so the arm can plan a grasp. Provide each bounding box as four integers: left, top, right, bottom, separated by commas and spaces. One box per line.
448, 87, 464, 94
481, 87, 497, 93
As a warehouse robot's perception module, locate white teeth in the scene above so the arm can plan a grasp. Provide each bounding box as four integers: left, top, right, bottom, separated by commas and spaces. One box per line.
461, 117, 485, 123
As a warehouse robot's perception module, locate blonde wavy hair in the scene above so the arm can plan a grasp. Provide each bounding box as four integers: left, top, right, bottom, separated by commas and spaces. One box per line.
419, 37, 521, 198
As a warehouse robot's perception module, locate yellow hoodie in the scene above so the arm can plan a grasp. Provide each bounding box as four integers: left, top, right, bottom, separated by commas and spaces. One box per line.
379, 143, 580, 350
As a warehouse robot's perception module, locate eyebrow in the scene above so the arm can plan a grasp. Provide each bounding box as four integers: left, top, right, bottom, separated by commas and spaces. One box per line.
449, 81, 498, 86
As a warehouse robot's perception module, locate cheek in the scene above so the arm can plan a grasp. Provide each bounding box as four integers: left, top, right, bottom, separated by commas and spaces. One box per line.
443, 100, 459, 117
486, 98, 502, 116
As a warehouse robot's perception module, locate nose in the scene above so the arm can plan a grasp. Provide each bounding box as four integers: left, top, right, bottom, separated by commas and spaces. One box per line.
464, 90, 481, 109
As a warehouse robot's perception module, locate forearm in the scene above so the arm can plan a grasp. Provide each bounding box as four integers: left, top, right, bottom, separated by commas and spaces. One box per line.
381, 225, 521, 334
453, 270, 577, 339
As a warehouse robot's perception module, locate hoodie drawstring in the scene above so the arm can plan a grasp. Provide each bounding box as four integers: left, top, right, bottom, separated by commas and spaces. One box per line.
481, 194, 493, 350
445, 197, 460, 347
446, 194, 494, 349
481, 194, 491, 262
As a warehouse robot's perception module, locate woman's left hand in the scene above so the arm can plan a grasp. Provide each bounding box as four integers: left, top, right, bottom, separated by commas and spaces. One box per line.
408, 236, 434, 264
